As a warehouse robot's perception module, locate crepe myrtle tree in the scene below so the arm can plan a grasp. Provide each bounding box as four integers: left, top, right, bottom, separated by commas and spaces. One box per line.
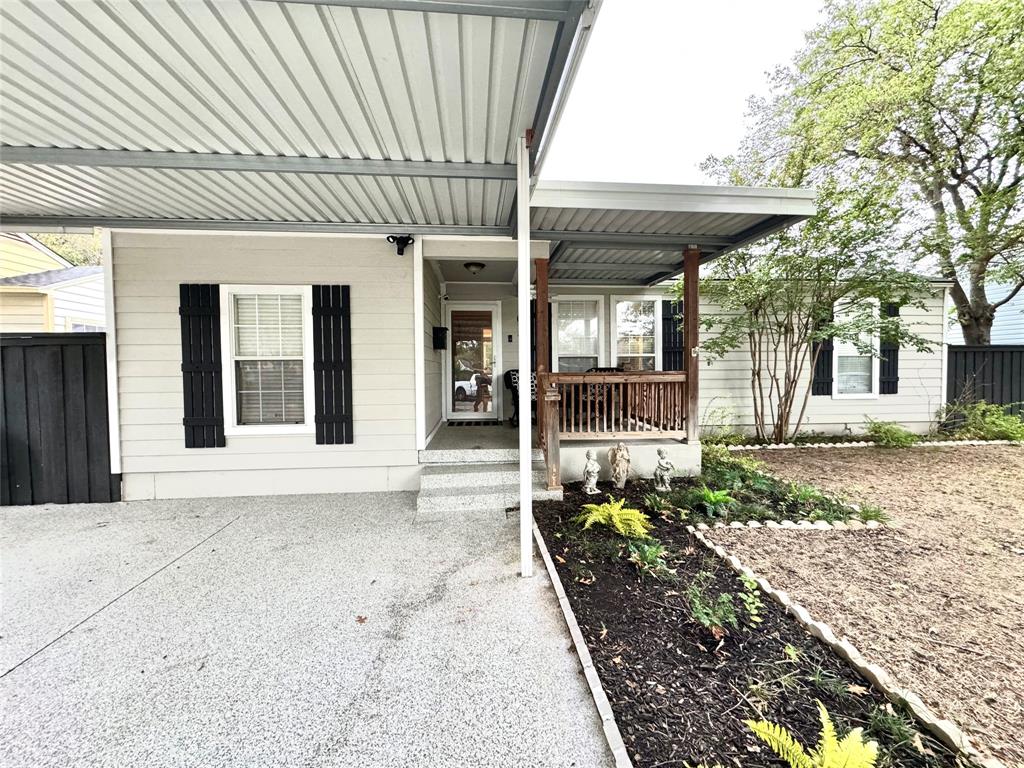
793, 0, 1024, 344
672, 176, 936, 444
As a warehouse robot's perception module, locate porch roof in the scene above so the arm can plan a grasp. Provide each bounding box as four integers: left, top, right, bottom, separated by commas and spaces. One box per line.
0, 0, 594, 235
531, 180, 817, 286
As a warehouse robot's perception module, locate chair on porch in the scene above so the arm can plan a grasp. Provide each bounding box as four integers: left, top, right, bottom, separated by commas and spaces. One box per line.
503, 369, 536, 428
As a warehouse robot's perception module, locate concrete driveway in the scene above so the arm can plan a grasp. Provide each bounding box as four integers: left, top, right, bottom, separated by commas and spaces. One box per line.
1, 492, 612, 768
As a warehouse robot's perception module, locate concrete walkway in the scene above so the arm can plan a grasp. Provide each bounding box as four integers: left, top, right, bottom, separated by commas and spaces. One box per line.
1, 493, 612, 768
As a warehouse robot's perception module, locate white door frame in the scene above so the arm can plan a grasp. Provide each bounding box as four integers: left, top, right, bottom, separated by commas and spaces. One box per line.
443, 301, 503, 421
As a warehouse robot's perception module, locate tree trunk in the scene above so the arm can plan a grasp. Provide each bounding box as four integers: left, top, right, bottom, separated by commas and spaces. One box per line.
959, 315, 993, 345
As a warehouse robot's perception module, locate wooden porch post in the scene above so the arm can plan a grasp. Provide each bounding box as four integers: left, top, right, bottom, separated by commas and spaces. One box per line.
683, 245, 700, 444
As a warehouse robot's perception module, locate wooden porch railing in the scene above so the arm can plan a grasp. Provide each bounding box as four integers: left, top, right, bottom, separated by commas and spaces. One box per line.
537, 371, 688, 489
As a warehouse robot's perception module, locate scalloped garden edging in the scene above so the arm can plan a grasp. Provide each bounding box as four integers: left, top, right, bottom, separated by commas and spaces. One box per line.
687, 524, 1003, 768
695, 518, 883, 532
725, 438, 1019, 451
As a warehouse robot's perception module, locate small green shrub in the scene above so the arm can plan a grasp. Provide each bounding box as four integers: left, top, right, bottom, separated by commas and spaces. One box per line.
627, 539, 677, 581
855, 504, 890, 523
737, 573, 764, 626
746, 701, 879, 768
947, 400, 1024, 441
685, 570, 738, 640
864, 418, 918, 448
573, 496, 652, 539
642, 491, 674, 514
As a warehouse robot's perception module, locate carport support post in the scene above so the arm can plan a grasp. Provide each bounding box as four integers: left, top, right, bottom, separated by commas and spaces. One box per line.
517, 134, 533, 578
684, 245, 700, 445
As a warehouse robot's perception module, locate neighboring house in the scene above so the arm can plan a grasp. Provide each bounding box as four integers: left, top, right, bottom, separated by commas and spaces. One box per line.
0, 231, 72, 277
0, 265, 105, 332
946, 283, 1024, 345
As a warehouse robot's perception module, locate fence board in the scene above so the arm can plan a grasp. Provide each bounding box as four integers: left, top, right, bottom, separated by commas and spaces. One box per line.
1, 333, 120, 505
946, 345, 1024, 416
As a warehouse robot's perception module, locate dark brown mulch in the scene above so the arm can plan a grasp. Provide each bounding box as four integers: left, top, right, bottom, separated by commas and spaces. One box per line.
536, 481, 968, 768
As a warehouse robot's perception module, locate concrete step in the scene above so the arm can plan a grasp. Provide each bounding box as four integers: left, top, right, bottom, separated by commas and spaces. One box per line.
420, 462, 545, 490
415, 478, 562, 518
417, 447, 544, 465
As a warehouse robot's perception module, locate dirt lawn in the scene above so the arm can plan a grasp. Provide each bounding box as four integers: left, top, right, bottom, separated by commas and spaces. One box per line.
708, 445, 1024, 767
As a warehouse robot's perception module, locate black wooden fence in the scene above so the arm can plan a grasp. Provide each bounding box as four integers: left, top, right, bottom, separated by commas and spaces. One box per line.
1, 333, 121, 505
946, 345, 1024, 416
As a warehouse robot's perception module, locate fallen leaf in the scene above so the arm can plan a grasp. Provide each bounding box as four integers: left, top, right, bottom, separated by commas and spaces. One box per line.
599, 625, 608, 640
555, 555, 566, 564
355, 615, 367, 624
847, 684, 869, 696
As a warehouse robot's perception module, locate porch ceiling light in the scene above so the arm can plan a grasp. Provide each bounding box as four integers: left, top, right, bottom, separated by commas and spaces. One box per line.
463, 261, 486, 275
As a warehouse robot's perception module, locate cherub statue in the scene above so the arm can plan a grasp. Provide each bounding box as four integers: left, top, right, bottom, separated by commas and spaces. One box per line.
653, 448, 675, 492
582, 449, 601, 495
608, 442, 631, 490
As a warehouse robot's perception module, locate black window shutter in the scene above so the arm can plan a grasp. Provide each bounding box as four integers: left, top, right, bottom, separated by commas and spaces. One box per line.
661, 299, 685, 371
312, 285, 354, 445
179, 284, 225, 448
880, 303, 900, 394
811, 313, 834, 396
529, 299, 552, 371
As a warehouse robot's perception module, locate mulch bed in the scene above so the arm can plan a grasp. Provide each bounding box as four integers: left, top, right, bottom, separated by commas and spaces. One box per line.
536, 480, 968, 768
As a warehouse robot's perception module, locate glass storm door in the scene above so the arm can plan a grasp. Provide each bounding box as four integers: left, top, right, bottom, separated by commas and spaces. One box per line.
445, 303, 501, 421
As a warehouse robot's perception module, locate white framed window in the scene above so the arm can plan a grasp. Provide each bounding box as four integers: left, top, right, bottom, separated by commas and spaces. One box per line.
611, 296, 662, 371
220, 285, 315, 435
832, 299, 879, 399
552, 296, 605, 372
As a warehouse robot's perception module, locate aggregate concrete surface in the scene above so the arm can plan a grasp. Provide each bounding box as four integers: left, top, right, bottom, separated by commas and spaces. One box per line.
1, 492, 612, 768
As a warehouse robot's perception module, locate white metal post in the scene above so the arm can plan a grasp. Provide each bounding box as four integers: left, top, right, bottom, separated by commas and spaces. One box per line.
517, 135, 533, 578
101, 228, 122, 476
412, 236, 426, 450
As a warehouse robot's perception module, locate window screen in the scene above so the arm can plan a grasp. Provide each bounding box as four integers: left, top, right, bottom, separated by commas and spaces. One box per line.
556, 300, 600, 372
232, 293, 305, 425
615, 300, 656, 371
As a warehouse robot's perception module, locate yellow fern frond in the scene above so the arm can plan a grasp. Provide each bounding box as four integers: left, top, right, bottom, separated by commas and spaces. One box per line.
835, 729, 879, 768
815, 700, 839, 760
745, 719, 815, 768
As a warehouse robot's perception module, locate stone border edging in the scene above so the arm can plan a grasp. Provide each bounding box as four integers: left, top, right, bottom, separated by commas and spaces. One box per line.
533, 523, 634, 768
686, 524, 1003, 768
695, 519, 882, 532
725, 439, 1018, 452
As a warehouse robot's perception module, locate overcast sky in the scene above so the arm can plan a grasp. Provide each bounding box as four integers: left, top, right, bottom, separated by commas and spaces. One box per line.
540, 0, 824, 185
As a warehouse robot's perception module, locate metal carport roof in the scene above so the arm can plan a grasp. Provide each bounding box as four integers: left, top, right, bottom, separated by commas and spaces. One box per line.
0, 0, 595, 234
530, 180, 817, 285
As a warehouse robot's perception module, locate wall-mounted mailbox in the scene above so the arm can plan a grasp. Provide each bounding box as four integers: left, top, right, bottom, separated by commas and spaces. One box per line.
432, 326, 448, 350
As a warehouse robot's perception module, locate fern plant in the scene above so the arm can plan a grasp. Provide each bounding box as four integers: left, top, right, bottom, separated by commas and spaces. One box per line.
573, 496, 652, 539
628, 539, 677, 581
746, 701, 879, 768
696, 485, 736, 517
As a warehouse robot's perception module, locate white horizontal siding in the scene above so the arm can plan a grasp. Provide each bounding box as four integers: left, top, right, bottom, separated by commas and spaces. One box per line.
112, 231, 417, 499
51, 275, 105, 330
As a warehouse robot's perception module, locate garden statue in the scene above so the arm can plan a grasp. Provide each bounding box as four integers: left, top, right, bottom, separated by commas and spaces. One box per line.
582, 449, 601, 495
653, 448, 675, 492
608, 442, 631, 490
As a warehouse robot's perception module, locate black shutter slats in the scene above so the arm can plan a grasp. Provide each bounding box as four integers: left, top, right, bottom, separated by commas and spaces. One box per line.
179, 284, 225, 448
880, 303, 900, 394
662, 299, 685, 371
312, 285, 354, 445
811, 313, 834, 396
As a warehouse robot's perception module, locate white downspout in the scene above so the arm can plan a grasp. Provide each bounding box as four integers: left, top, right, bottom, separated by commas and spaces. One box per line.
413, 236, 426, 450
517, 134, 533, 578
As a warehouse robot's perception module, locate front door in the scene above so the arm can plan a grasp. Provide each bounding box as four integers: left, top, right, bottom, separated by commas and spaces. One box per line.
444, 302, 502, 421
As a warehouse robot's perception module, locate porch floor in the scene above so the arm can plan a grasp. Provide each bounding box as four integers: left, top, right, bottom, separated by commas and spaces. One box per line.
426, 422, 538, 452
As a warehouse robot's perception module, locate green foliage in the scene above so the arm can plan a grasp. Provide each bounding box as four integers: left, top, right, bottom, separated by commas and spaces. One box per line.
642, 491, 674, 514
737, 573, 764, 626
32, 232, 102, 266
685, 569, 739, 640
627, 539, 677, 582
573, 496, 652, 539
855, 504, 890, 524
865, 418, 918, 448
791, 0, 1024, 345
945, 400, 1024, 442
807, 666, 849, 698
746, 701, 879, 768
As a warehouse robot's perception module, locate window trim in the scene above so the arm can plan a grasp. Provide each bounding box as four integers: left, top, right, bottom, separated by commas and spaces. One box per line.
551, 295, 606, 372
220, 284, 315, 436
610, 295, 663, 371
831, 298, 880, 400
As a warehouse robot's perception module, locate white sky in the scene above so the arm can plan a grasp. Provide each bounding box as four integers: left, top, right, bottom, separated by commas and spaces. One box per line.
540, 0, 824, 185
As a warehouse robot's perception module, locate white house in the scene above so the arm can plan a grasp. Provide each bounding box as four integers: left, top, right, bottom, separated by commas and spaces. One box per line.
0, 0, 953, 575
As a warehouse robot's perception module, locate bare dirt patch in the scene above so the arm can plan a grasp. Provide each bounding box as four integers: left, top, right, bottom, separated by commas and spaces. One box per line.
709, 445, 1024, 766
